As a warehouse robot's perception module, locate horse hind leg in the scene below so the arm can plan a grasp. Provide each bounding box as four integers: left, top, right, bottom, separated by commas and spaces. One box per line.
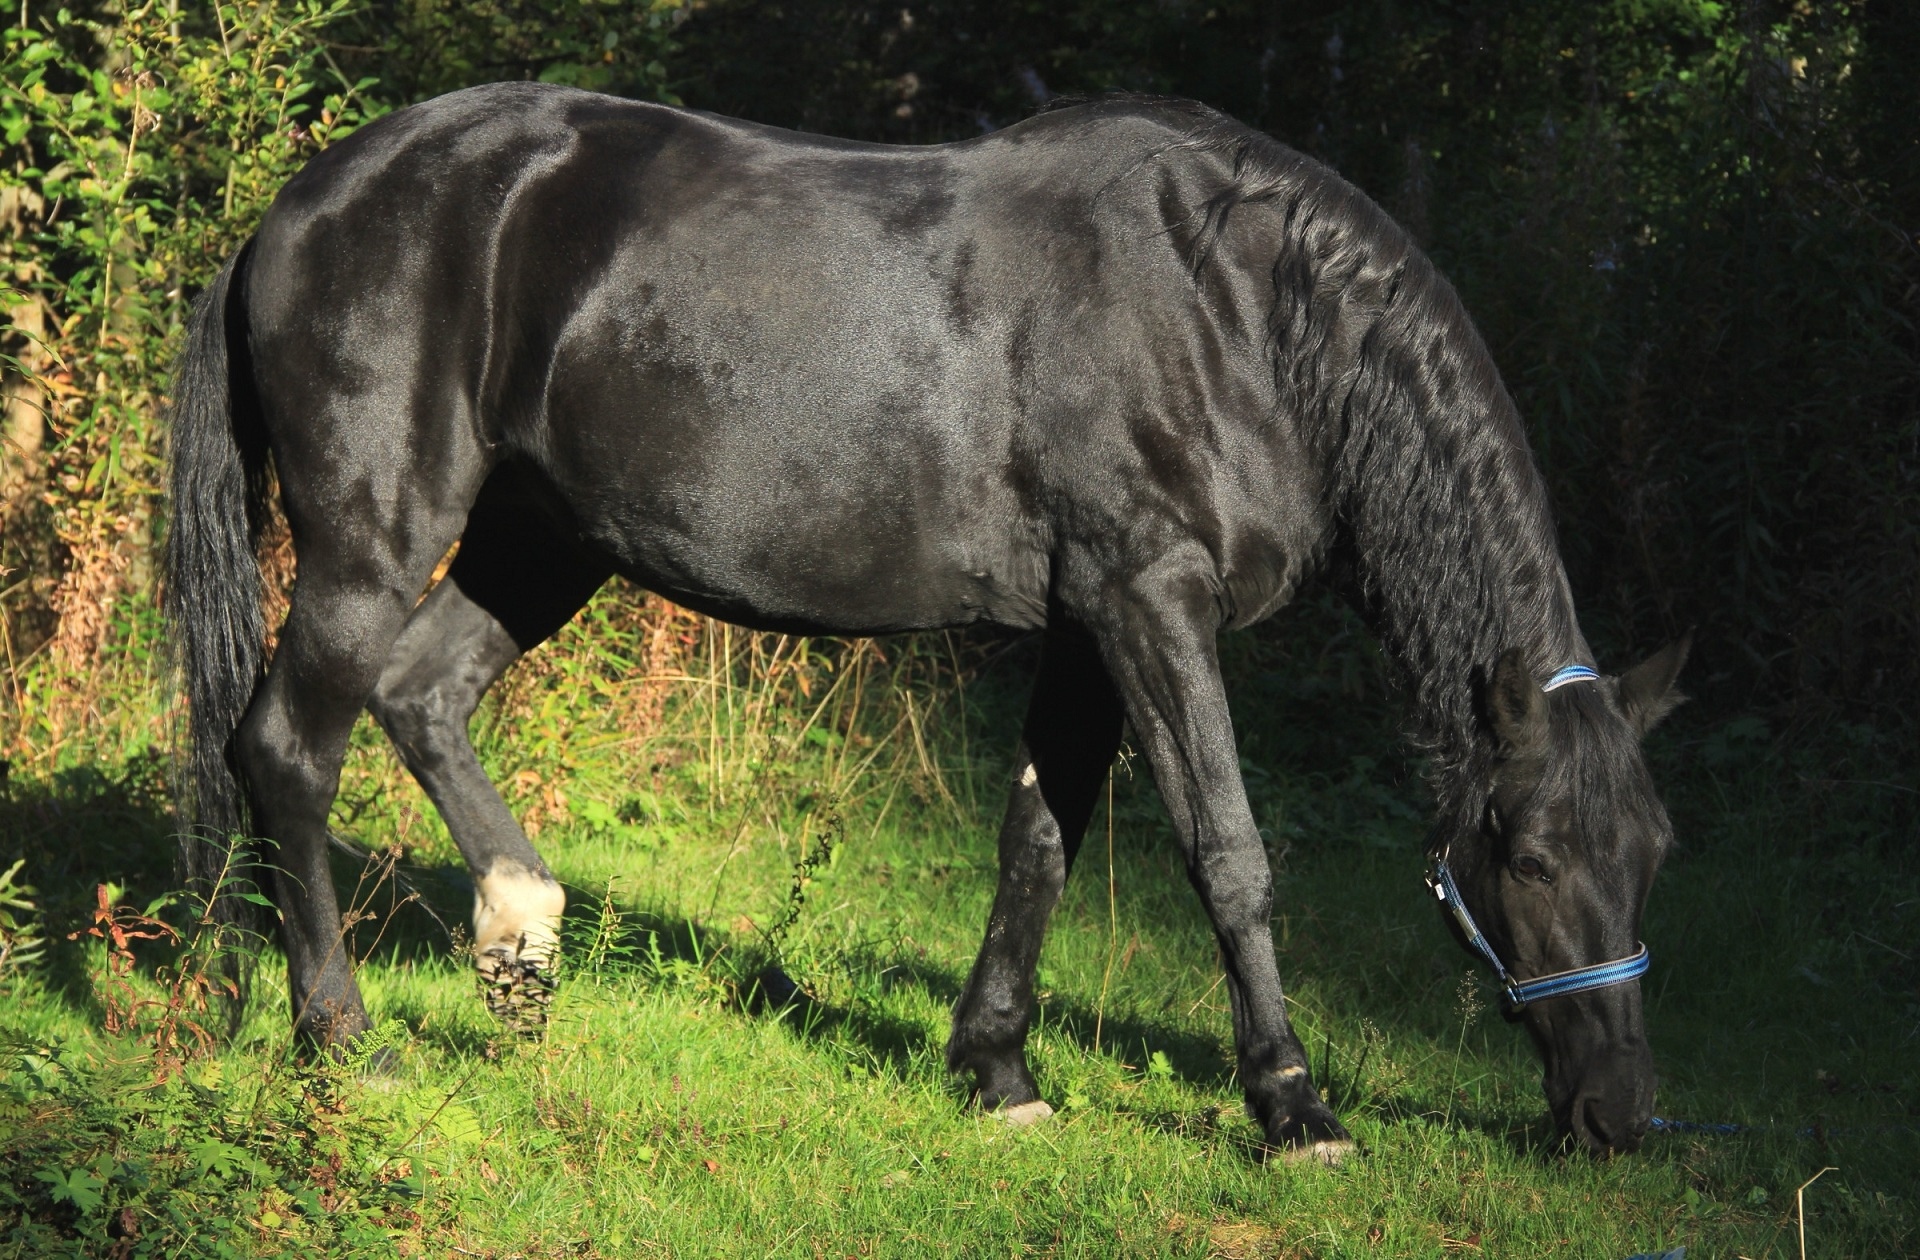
948, 629, 1124, 1120
237, 482, 481, 1051
368, 482, 609, 1030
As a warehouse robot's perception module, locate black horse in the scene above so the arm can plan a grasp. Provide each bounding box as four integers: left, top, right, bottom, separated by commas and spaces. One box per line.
169, 84, 1687, 1159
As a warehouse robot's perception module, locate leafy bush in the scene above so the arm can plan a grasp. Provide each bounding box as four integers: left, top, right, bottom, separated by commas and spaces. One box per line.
0, 858, 44, 985
1, 1029, 452, 1257
0, 0, 683, 759
0, 0, 378, 754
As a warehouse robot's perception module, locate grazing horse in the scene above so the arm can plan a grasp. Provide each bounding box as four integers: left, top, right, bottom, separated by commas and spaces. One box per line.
169, 84, 1687, 1159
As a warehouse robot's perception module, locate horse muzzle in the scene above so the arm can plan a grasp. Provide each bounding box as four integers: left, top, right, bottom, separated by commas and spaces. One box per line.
1553, 1039, 1656, 1155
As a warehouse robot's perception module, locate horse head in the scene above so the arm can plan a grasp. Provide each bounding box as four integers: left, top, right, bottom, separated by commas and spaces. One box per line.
1434, 637, 1689, 1155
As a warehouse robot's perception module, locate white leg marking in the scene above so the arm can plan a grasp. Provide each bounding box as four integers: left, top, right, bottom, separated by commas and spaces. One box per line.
1279, 1138, 1356, 1167
991, 1100, 1055, 1127
473, 866, 566, 1030
472, 865, 566, 966
1018, 762, 1039, 788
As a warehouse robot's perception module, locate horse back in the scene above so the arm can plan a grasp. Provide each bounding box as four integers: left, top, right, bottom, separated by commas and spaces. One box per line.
242, 84, 1327, 636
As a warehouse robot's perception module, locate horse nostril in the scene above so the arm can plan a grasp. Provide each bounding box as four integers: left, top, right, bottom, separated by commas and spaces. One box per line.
1580, 1097, 1651, 1154
1576, 1097, 1620, 1155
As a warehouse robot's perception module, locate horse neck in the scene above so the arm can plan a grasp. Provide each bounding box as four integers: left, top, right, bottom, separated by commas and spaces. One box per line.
1325, 308, 1588, 796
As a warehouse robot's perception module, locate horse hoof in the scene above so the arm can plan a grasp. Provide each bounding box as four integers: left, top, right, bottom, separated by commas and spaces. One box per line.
1276, 1138, 1354, 1167
477, 948, 558, 1035
991, 1100, 1055, 1127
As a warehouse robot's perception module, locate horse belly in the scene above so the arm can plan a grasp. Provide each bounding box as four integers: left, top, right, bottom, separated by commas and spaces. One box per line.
540, 359, 1044, 636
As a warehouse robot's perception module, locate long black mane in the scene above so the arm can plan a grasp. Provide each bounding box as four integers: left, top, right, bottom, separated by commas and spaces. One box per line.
1089, 96, 1587, 797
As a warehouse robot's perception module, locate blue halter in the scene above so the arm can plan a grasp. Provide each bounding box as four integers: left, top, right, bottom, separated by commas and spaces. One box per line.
1423, 661, 1651, 1012
1541, 663, 1601, 691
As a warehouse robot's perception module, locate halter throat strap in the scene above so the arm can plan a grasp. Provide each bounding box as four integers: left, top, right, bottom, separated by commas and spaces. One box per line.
1423, 660, 1650, 1011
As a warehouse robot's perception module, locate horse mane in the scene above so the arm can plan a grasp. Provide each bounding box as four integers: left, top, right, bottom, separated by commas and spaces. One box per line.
1064, 95, 1589, 805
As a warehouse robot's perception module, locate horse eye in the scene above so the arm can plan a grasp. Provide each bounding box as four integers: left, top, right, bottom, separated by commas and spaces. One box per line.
1513, 854, 1549, 882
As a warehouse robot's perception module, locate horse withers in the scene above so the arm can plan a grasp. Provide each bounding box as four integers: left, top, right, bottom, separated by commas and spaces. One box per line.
167, 84, 1686, 1159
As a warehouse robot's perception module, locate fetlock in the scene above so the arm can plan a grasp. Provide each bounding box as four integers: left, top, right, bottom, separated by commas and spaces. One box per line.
1244, 1064, 1354, 1163
472, 865, 565, 1033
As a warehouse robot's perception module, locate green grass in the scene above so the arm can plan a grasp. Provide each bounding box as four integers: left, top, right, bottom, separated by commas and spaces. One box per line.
2, 602, 1915, 1258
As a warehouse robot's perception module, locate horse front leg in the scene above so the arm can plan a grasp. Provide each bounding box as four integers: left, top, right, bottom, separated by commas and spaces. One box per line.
1092, 566, 1352, 1162
948, 629, 1124, 1119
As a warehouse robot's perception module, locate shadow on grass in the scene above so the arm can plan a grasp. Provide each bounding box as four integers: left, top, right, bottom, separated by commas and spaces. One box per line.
0, 759, 1618, 1166
0, 750, 179, 1020
337, 859, 1548, 1157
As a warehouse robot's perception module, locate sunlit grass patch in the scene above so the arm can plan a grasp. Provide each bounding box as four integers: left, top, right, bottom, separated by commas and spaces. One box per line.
2, 596, 1915, 1256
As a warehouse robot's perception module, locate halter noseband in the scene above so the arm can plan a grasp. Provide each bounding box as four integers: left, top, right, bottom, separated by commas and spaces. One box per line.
1422, 661, 1651, 1012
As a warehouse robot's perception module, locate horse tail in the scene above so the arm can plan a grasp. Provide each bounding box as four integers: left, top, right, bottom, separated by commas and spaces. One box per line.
166, 243, 271, 932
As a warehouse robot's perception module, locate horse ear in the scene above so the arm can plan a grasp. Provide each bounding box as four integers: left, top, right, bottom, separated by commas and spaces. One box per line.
1618, 632, 1692, 736
1488, 648, 1547, 755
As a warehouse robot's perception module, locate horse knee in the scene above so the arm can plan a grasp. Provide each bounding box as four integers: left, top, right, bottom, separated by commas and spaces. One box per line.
1000, 835, 1069, 913
1191, 841, 1273, 927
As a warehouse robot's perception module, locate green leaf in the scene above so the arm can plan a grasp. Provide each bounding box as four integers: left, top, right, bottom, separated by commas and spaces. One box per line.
35, 1165, 105, 1212
186, 1137, 269, 1182
432, 1101, 484, 1147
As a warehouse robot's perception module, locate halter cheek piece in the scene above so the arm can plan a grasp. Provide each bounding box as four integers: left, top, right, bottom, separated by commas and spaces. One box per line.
1422, 662, 1651, 1012
1426, 856, 1651, 1011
